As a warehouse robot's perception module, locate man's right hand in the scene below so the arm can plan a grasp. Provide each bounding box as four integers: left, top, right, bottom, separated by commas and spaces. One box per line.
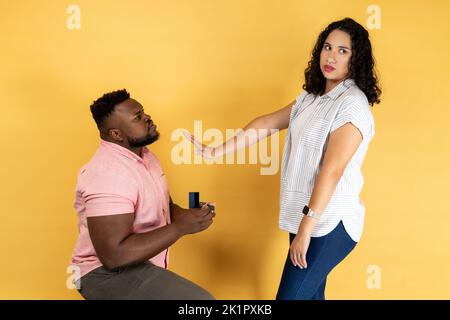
171, 205, 215, 236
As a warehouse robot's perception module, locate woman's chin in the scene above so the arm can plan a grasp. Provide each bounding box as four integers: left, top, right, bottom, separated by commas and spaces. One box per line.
323, 74, 344, 83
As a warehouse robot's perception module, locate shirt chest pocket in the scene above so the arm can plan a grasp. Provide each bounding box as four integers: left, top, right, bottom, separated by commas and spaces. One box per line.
151, 166, 169, 196
300, 118, 331, 149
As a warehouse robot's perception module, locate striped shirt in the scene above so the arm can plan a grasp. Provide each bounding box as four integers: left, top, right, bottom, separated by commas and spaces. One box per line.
279, 79, 375, 242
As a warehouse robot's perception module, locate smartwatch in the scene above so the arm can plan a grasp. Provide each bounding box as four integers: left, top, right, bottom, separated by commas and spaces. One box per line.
302, 205, 322, 220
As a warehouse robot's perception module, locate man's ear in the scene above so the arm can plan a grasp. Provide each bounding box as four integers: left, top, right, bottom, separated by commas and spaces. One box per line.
108, 128, 123, 142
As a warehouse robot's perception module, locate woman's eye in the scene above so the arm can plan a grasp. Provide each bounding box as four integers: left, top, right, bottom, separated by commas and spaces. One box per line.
324, 45, 331, 50
339, 49, 347, 54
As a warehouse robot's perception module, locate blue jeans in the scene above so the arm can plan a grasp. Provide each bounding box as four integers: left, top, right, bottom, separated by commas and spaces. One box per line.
276, 221, 357, 300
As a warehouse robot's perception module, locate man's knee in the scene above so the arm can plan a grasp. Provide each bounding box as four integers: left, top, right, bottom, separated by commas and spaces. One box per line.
191, 287, 215, 300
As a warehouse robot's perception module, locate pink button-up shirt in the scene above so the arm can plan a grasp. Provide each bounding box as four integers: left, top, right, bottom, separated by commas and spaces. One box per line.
71, 140, 171, 280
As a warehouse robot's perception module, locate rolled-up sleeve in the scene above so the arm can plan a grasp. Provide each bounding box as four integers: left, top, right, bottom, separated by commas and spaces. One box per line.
79, 166, 137, 217
330, 96, 373, 141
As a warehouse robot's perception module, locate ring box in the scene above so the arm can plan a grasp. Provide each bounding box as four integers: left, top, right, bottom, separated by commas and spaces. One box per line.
189, 192, 200, 209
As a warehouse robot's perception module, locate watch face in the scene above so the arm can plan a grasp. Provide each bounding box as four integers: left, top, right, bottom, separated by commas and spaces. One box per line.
302, 205, 309, 214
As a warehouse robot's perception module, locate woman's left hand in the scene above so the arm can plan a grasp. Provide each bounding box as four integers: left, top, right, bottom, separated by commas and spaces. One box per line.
290, 232, 311, 269
290, 217, 316, 268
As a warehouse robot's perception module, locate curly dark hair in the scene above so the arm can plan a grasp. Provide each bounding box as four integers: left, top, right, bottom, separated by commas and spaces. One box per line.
303, 17, 381, 105
90, 89, 130, 129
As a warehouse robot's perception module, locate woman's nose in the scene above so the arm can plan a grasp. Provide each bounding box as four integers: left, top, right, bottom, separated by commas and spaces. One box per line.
327, 51, 337, 63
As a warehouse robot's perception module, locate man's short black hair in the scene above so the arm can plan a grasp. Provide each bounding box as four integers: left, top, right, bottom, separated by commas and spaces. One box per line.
90, 89, 130, 129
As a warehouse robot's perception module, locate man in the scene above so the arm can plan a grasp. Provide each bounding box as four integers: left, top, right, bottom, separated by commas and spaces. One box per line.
70, 89, 215, 300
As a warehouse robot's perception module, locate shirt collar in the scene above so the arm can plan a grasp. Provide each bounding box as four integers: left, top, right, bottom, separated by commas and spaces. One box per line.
320, 78, 355, 101
100, 139, 148, 162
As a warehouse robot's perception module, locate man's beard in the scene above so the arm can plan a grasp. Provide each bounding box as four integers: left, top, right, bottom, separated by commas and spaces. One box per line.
128, 131, 160, 148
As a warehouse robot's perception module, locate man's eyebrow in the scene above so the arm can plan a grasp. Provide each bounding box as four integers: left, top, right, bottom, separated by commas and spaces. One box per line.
133, 108, 144, 116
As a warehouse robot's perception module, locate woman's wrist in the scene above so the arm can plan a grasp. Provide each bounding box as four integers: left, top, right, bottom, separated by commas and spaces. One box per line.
299, 216, 317, 235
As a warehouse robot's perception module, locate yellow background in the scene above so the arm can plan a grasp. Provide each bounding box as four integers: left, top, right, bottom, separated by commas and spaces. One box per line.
1, 0, 449, 299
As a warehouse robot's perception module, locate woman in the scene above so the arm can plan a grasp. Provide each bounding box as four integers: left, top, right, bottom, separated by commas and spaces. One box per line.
185, 17, 381, 300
